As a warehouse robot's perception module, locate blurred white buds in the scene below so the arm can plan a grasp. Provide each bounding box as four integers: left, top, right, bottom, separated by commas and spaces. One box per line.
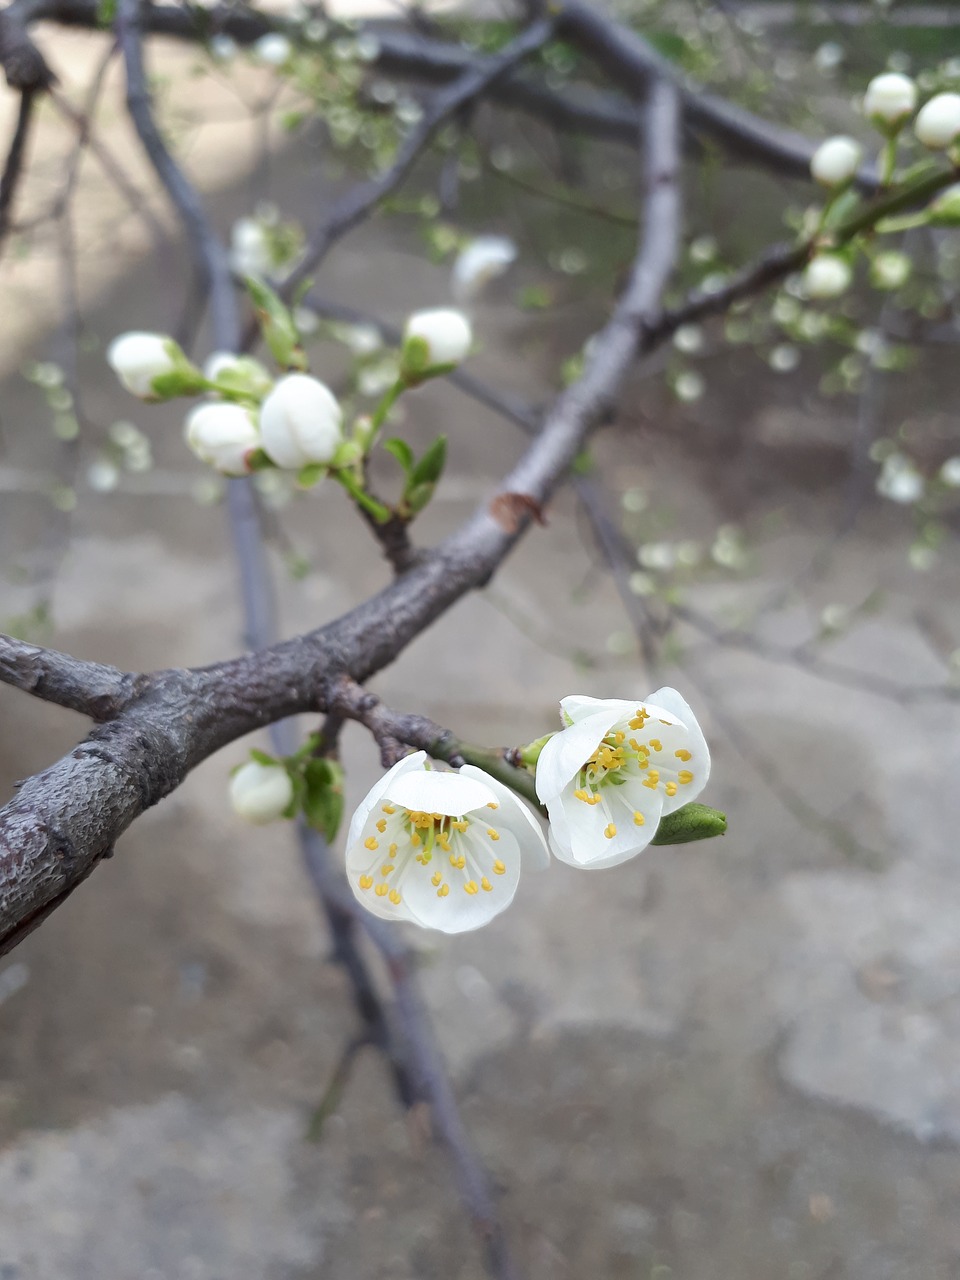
209, 34, 237, 61
451, 235, 518, 302
229, 760, 294, 824
252, 33, 292, 66
863, 72, 917, 130
915, 93, 960, 150
185, 402, 260, 475
229, 217, 273, 279
810, 135, 863, 187
803, 254, 852, 299
402, 308, 472, 377
107, 332, 179, 398
259, 373, 343, 469
869, 250, 911, 291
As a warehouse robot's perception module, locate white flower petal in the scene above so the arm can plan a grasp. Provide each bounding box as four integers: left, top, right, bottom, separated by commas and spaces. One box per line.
645, 687, 710, 812
547, 778, 663, 867
558, 694, 638, 725
535, 708, 624, 801
345, 751, 426, 850
386, 768, 495, 817
401, 827, 520, 933
460, 765, 549, 870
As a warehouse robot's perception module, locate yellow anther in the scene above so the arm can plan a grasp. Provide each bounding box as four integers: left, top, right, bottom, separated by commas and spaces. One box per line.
481, 877, 492, 892
376, 818, 387, 833
389, 843, 398, 856
358, 875, 374, 890
614, 730, 625, 743
381, 804, 396, 815
679, 770, 694, 784
431, 871, 442, 887
493, 859, 506, 875
388, 890, 401, 905
642, 771, 660, 790
464, 880, 479, 895
629, 707, 651, 729
411, 833, 421, 847
437, 883, 450, 898
604, 822, 617, 839
633, 811, 645, 826
487, 828, 500, 841
380, 863, 395, 877
665, 782, 677, 797
437, 835, 451, 852
449, 853, 466, 870
629, 738, 643, 753
574, 788, 589, 802
649, 739, 663, 753
364, 836, 379, 851
452, 819, 468, 832
487, 801, 499, 810
675, 748, 692, 762
375, 883, 389, 898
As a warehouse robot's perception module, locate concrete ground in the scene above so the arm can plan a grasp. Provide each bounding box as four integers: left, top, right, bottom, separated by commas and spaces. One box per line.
3, 28, 960, 1280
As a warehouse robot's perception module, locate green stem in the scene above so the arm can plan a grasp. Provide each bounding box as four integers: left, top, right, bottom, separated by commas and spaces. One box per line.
367, 379, 404, 445
333, 469, 392, 523
880, 136, 898, 188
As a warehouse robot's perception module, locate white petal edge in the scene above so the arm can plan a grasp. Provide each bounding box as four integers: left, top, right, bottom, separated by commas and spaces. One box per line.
386, 767, 495, 817
460, 765, 550, 870
535, 708, 624, 802
345, 751, 426, 850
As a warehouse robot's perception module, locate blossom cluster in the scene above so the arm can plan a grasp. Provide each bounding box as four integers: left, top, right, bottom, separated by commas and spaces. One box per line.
320, 687, 712, 934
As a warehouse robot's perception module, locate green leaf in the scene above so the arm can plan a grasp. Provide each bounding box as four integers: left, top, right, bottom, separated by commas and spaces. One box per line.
651, 802, 727, 846
244, 276, 308, 372
383, 437, 414, 474
408, 434, 447, 487
302, 759, 345, 843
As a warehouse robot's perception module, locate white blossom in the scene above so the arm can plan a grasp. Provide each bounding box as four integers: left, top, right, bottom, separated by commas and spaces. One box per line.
939, 456, 960, 487
230, 760, 294, 824
107, 331, 177, 398
863, 72, 917, 127
870, 251, 911, 290
915, 93, 960, 149
535, 689, 710, 869
185, 402, 260, 475
403, 308, 472, 370
346, 752, 548, 933
451, 235, 518, 302
229, 217, 273, 279
803, 254, 852, 299
877, 451, 924, 504
252, 33, 292, 66
810, 135, 863, 187
258, 373, 343, 469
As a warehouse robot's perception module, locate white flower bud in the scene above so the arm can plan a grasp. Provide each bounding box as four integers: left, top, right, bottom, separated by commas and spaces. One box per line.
869, 250, 911, 290
451, 236, 518, 302
210, 34, 237, 61
803, 254, 852, 299
939, 456, 960, 487
229, 761, 294, 824
107, 331, 177, 398
230, 217, 273, 279
253, 33, 292, 66
403, 308, 472, 371
259, 373, 343, 470
185, 402, 260, 475
863, 72, 917, 128
915, 93, 960, 149
810, 135, 863, 187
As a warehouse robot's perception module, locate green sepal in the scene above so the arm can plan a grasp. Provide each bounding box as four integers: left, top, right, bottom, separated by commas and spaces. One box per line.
651, 802, 727, 845
246, 448, 275, 472
302, 758, 345, 843
148, 340, 206, 399
297, 462, 328, 488
517, 733, 553, 770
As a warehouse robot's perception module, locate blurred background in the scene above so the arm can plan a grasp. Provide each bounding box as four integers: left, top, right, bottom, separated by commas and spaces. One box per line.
2, 3, 960, 1277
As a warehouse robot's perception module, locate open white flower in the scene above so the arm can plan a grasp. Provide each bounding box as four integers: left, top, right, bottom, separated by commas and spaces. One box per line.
230, 760, 293, 824
107, 331, 177, 398
810, 135, 862, 187
915, 93, 960, 150
185, 402, 260, 475
259, 373, 343, 469
863, 72, 917, 129
451, 236, 518, 302
346, 752, 548, 933
535, 688, 710, 869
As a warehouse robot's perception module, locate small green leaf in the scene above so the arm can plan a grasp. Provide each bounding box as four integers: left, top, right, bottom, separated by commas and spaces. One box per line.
302, 758, 345, 843
245, 276, 308, 372
383, 437, 414, 474
408, 434, 447, 487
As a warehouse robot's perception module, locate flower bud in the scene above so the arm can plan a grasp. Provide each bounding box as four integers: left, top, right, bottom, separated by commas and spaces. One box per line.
869, 250, 911, 290
915, 93, 960, 150
230, 217, 273, 279
203, 351, 273, 398
259, 373, 343, 469
810, 135, 863, 187
863, 72, 917, 131
107, 331, 181, 398
930, 184, 960, 227
402, 308, 472, 379
253, 33, 292, 66
229, 760, 294, 824
451, 236, 518, 302
803, 254, 852, 299
185, 402, 260, 475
